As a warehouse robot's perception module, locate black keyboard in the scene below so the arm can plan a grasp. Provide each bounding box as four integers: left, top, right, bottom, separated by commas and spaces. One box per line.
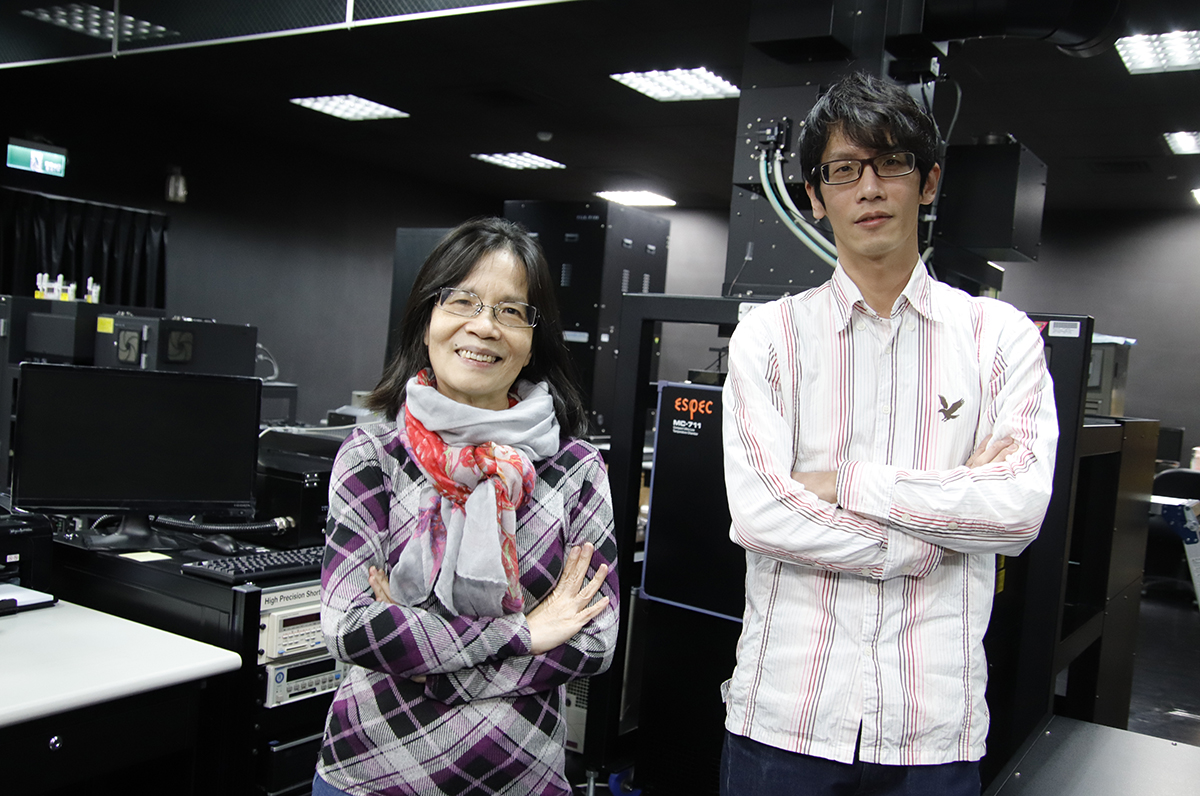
181, 546, 324, 585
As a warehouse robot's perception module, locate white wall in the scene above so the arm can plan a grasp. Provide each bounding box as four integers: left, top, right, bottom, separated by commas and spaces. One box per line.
654, 208, 732, 382
999, 209, 1200, 460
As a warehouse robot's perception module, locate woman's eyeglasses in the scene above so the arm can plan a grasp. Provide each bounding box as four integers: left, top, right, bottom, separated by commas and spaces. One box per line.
433, 287, 538, 328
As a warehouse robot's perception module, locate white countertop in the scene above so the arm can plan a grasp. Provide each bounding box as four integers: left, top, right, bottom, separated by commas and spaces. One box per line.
0, 600, 242, 728
989, 715, 1200, 795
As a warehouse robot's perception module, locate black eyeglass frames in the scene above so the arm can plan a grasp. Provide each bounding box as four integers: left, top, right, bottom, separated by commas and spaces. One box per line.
815, 151, 917, 186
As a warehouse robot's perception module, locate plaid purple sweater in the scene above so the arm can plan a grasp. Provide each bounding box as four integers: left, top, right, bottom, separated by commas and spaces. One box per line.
315, 420, 619, 796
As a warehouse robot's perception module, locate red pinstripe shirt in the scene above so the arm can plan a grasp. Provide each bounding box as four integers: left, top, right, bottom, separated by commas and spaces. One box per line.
722, 262, 1057, 765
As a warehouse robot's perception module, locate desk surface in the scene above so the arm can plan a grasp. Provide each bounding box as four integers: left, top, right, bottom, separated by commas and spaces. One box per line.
990, 715, 1200, 795
0, 600, 241, 728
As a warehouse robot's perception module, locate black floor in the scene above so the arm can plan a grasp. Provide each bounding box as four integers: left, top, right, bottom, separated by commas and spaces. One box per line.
1128, 588, 1200, 747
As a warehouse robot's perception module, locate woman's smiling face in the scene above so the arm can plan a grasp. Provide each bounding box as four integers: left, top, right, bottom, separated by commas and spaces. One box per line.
423, 248, 534, 411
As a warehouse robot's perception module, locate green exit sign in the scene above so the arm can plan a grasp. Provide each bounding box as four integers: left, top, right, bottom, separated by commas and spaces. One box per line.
7, 138, 67, 177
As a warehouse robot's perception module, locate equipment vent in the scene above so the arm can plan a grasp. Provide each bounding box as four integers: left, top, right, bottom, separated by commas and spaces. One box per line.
561, 263, 572, 288
621, 269, 630, 293
566, 677, 590, 708
642, 273, 651, 293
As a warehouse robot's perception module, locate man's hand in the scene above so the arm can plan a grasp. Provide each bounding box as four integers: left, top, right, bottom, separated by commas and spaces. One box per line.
526, 542, 610, 655
966, 435, 1017, 469
791, 470, 838, 505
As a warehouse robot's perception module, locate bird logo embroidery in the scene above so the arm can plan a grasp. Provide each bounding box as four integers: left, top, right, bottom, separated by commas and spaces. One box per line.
938, 395, 964, 422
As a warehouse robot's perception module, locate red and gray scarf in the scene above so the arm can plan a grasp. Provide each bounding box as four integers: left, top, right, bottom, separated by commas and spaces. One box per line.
391, 369, 560, 617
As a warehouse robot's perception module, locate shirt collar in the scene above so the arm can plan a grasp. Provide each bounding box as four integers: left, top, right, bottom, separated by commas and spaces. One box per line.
830, 258, 938, 329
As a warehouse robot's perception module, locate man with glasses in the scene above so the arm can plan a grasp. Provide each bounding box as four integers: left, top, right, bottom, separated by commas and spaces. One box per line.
720, 71, 1058, 795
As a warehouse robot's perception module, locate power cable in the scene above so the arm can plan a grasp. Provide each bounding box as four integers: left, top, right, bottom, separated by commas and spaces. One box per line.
758, 153, 838, 269
770, 154, 838, 256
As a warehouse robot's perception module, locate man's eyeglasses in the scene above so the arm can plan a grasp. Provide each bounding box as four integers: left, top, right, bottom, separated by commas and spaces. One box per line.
432, 287, 539, 328
814, 151, 917, 186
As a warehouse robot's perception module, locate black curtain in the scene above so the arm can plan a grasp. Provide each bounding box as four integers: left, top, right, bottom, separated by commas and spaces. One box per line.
0, 187, 167, 309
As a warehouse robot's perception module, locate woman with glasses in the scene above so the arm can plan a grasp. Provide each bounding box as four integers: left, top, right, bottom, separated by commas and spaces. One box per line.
314, 217, 618, 796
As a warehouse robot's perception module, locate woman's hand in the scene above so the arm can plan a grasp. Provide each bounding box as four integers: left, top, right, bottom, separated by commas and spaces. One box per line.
367, 565, 425, 682
368, 565, 396, 604
526, 542, 610, 655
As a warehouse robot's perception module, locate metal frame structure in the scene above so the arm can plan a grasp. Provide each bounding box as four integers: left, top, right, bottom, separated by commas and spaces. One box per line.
582, 293, 748, 776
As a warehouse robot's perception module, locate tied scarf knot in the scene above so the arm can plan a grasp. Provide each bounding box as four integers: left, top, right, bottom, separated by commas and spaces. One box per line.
389, 370, 560, 617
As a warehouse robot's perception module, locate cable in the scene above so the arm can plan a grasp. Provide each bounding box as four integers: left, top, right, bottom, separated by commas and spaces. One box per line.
256, 342, 280, 381
920, 77, 962, 254
152, 515, 295, 536
725, 241, 755, 295
758, 153, 839, 269
703, 346, 729, 372
770, 155, 838, 256
88, 514, 295, 537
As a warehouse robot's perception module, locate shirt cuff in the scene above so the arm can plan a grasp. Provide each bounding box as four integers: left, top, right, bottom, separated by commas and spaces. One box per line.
837, 460, 898, 523
882, 529, 944, 579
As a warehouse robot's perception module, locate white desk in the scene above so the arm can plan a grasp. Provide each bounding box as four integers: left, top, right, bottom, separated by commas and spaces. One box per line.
0, 600, 241, 793
0, 600, 241, 728
988, 715, 1200, 795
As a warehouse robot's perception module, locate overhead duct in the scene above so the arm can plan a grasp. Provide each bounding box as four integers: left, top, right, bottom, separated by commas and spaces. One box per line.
726, 0, 1125, 298
922, 0, 1125, 57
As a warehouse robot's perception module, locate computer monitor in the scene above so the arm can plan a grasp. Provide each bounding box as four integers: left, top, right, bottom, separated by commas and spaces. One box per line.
10, 363, 261, 550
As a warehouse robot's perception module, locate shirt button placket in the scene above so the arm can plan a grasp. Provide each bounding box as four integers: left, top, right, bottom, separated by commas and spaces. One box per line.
876, 319, 894, 458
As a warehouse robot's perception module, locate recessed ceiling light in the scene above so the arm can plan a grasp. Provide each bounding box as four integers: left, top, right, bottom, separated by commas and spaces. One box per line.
289, 95, 409, 121
1164, 132, 1200, 155
20, 3, 176, 41
471, 152, 565, 170
1116, 31, 1200, 74
595, 191, 676, 207
610, 67, 740, 101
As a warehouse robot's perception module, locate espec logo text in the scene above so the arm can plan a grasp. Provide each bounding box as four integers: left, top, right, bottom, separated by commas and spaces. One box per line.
673, 396, 714, 420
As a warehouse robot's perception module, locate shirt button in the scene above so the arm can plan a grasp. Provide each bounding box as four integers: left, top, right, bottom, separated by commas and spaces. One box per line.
906, 321, 915, 332
881, 405, 891, 414
869, 584, 880, 596
856, 322, 866, 331
948, 521, 959, 530
902, 513, 912, 524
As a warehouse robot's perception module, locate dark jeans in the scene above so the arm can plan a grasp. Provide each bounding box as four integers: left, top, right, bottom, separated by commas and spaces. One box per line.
312, 772, 353, 796
720, 731, 981, 796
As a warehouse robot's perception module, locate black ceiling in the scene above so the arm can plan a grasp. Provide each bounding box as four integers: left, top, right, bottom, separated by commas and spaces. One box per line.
3, 0, 1200, 213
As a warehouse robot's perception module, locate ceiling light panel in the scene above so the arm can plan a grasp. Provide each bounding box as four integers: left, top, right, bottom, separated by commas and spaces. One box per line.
290, 95, 409, 121
610, 67, 739, 101
471, 152, 565, 169
1164, 132, 1200, 155
596, 191, 676, 207
1116, 31, 1200, 74
21, 3, 176, 42
1193, 188, 1200, 205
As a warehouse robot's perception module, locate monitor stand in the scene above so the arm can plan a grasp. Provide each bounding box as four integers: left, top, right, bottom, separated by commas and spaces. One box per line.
83, 514, 190, 552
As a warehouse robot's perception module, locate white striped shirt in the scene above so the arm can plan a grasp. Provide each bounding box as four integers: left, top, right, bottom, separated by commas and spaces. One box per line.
721, 262, 1058, 766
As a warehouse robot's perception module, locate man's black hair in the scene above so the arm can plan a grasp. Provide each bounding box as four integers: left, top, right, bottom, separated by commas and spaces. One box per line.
799, 71, 942, 204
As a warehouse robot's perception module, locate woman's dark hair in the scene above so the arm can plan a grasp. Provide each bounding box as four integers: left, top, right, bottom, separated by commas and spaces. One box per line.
365, 216, 589, 437
799, 71, 942, 204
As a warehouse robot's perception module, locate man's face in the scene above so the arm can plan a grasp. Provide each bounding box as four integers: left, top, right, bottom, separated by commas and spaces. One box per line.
806, 126, 940, 270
